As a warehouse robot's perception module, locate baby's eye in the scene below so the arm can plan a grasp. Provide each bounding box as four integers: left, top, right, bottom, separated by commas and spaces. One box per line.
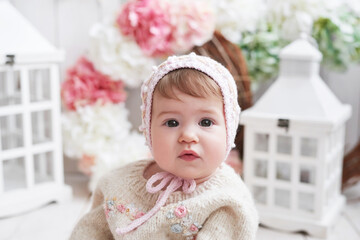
165, 120, 179, 127
199, 119, 213, 127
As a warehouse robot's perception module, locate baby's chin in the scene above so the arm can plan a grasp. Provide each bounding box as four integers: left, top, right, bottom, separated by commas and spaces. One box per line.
174, 173, 213, 184
168, 171, 197, 181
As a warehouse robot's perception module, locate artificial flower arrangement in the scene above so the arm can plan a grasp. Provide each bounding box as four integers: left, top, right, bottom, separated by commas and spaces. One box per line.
61, 57, 149, 190
61, 0, 360, 190
88, 0, 265, 87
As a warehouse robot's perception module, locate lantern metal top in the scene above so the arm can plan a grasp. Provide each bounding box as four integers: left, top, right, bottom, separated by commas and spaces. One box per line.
241, 35, 351, 131
0, 1, 64, 64
279, 33, 322, 61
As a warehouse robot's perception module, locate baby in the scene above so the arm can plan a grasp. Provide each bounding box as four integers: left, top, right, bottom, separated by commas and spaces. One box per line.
70, 53, 258, 239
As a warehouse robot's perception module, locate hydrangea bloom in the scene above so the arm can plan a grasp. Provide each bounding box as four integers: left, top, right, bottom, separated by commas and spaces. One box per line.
89, 18, 155, 88
169, 0, 215, 53
61, 57, 126, 110
212, 0, 266, 43
62, 102, 131, 159
89, 131, 149, 191
117, 0, 173, 56
266, 0, 338, 40
345, 0, 360, 16
117, 0, 215, 56
62, 102, 149, 190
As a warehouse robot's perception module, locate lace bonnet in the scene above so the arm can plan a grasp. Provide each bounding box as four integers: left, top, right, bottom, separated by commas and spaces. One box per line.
139, 53, 241, 158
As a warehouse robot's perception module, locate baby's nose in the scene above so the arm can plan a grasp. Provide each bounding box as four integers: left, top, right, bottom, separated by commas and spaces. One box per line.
178, 128, 199, 143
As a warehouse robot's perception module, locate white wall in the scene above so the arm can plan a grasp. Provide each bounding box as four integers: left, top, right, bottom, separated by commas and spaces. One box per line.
7, 0, 360, 153
323, 65, 360, 152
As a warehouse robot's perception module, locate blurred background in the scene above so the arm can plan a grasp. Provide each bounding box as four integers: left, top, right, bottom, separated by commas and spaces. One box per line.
6, 0, 360, 174
0, 0, 360, 239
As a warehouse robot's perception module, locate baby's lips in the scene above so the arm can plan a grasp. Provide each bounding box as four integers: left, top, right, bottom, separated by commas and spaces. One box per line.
179, 149, 199, 158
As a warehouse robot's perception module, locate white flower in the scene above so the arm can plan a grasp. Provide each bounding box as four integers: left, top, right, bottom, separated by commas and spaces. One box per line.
344, 0, 360, 17
62, 102, 130, 158
169, 0, 215, 53
280, 11, 313, 40
210, 0, 266, 43
62, 102, 149, 191
89, 132, 149, 191
89, 17, 156, 88
266, 0, 338, 41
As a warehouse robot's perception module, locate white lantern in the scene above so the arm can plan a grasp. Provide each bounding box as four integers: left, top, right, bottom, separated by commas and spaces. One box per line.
240, 35, 351, 238
0, 1, 71, 217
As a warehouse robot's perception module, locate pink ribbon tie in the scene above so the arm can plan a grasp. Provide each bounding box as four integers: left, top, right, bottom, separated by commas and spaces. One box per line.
116, 172, 196, 235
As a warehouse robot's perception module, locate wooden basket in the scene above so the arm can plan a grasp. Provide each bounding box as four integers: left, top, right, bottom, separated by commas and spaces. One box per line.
191, 31, 253, 158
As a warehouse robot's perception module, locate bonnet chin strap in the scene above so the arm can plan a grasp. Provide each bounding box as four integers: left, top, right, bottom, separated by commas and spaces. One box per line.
116, 172, 196, 235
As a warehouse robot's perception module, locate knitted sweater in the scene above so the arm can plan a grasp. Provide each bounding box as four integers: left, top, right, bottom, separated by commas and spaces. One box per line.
69, 160, 258, 240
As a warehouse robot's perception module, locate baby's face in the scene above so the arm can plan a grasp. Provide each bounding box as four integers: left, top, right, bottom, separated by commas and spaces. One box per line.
150, 87, 227, 183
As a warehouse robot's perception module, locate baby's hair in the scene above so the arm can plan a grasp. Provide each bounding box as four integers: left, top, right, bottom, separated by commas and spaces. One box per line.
154, 68, 222, 100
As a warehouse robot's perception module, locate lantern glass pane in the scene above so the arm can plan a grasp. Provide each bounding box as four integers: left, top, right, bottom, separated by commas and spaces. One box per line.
253, 186, 267, 204
254, 159, 268, 178
29, 69, 51, 102
299, 165, 316, 185
276, 161, 291, 181
275, 188, 290, 208
3, 157, 26, 191
0, 70, 22, 107
298, 192, 314, 212
31, 110, 52, 144
277, 135, 292, 154
34, 151, 54, 184
300, 137, 317, 157
254, 133, 269, 152
0, 114, 24, 150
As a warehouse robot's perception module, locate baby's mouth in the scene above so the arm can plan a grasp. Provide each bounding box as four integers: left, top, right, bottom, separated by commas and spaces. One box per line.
179, 150, 199, 161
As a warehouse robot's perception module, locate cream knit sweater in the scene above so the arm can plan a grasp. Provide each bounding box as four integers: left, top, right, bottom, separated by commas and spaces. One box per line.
69, 160, 258, 240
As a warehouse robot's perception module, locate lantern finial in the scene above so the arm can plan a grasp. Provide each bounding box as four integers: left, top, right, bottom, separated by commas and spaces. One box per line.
280, 34, 322, 61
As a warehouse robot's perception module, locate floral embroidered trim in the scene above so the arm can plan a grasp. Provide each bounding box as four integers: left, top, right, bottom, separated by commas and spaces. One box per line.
104, 198, 146, 221
165, 202, 202, 240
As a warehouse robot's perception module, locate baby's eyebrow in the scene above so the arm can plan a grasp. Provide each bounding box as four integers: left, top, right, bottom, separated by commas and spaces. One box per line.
199, 109, 216, 113
198, 108, 221, 115
155, 110, 180, 118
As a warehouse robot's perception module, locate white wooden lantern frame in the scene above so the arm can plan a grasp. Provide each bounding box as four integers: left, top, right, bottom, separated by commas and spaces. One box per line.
0, 1, 71, 217
241, 36, 351, 238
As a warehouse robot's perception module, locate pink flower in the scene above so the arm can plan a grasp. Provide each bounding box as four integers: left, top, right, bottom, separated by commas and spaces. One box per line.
116, 0, 215, 56
170, 0, 215, 53
116, 0, 173, 57
189, 224, 198, 232
135, 211, 145, 219
61, 57, 127, 111
78, 154, 95, 176
117, 204, 126, 213
174, 205, 187, 218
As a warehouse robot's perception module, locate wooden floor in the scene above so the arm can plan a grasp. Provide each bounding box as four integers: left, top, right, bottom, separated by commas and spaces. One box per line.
0, 173, 359, 240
